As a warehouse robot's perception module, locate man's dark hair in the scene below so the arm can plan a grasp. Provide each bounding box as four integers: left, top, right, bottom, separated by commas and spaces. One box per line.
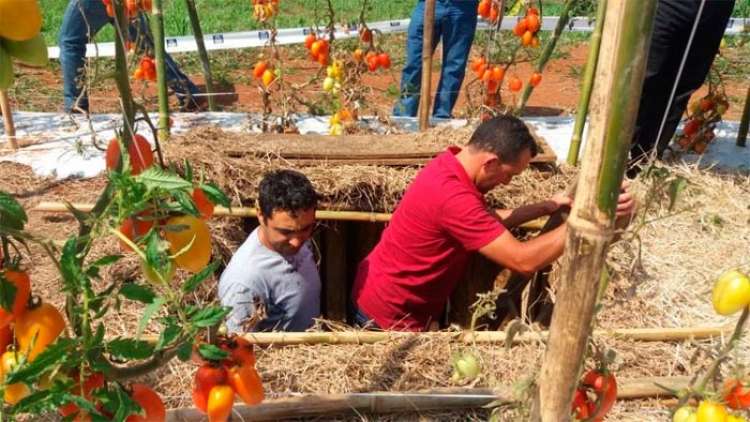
467, 115, 539, 162
258, 169, 318, 218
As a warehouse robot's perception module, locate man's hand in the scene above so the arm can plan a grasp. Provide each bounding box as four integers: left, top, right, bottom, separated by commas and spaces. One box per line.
616, 180, 636, 218
544, 192, 573, 214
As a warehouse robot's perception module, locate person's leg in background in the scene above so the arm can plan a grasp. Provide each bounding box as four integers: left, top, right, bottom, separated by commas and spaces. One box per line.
392, 0, 441, 117
629, 0, 735, 175
131, 14, 203, 110
59, 0, 111, 113
432, 0, 478, 119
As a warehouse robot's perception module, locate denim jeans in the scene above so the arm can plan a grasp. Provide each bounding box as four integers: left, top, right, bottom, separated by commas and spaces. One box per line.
59, 0, 199, 112
392, 0, 478, 119
352, 306, 380, 329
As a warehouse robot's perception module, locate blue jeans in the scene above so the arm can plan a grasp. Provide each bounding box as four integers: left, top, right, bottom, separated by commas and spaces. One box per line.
59, 0, 199, 112
352, 306, 380, 329
393, 0, 478, 119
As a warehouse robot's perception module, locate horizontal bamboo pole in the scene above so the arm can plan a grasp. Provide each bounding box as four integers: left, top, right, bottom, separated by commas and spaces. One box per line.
165, 377, 689, 421
230, 325, 728, 346
31, 201, 549, 230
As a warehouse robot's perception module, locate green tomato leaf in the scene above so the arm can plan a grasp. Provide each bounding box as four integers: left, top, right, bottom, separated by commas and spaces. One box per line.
189, 306, 230, 328
6, 338, 75, 385
199, 183, 231, 208
198, 343, 229, 361
173, 189, 200, 217
668, 176, 688, 211
60, 237, 86, 294
97, 384, 141, 422
108, 338, 155, 361
0, 272, 17, 312
137, 297, 165, 339
176, 339, 194, 362
134, 167, 193, 192
156, 317, 181, 351
119, 283, 156, 304
0, 191, 27, 231
182, 260, 220, 294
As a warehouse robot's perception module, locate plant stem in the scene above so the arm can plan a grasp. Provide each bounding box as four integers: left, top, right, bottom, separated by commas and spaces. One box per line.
184, 0, 215, 111
567, 0, 606, 166
737, 86, 749, 147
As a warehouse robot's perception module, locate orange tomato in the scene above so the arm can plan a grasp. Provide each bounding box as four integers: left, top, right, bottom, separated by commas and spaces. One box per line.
529, 72, 542, 87
126, 383, 166, 422
192, 188, 215, 220
105, 134, 154, 175
164, 215, 212, 273
352, 48, 364, 62
477, 0, 491, 18
489, 6, 499, 23
220, 336, 256, 367
252, 61, 268, 79
527, 7, 539, 15
16, 302, 66, 361
207, 385, 234, 422
228, 365, 264, 405
0, 351, 30, 405
522, 30, 533, 46
491, 66, 504, 82
310, 40, 328, 59
133, 68, 144, 81
261, 69, 275, 87
193, 364, 228, 412
526, 14, 540, 33
0, 270, 31, 328
508, 77, 522, 92
531, 36, 540, 48
304, 33, 316, 50
367, 55, 379, 72
0, 325, 11, 355
141, 0, 152, 11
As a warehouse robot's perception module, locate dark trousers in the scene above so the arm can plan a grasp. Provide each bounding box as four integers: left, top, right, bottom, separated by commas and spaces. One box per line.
629, 0, 735, 173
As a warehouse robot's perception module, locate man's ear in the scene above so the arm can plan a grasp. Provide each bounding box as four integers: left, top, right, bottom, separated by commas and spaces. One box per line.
483, 152, 500, 168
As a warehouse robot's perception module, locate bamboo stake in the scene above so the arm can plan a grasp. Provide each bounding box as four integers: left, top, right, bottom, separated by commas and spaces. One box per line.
566, 0, 607, 166
0, 90, 17, 150
151, 0, 170, 142
31, 202, 548, 230
112, 0, 136, 147
418, 0, 436, 131
535, 0, 657, 420
515, 0, 574, 113
184, 0, 216, 111
737, 86, 749, 147
166, 377, 690, 421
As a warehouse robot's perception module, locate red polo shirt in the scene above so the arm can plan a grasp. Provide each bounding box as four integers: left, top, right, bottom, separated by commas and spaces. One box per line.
352, 147, 505, 331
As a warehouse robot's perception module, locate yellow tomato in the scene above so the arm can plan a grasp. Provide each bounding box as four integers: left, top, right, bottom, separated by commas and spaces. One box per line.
0, 0, 42, 41
164, 215, 212, 273
712, 270, 750, 316
0, 351, 31, 405
696, 400, 728, 422
674, 406, 696, 422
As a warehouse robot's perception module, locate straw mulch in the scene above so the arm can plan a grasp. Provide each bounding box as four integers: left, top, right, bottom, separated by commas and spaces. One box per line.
2, 126, 750, 421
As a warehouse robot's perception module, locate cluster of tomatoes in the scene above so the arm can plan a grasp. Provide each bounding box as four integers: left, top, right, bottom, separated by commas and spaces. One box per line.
251, 0, 279, 22
675, 92, 729, 154
193, 336, 264, 421
470, 56, 542, 95
323, 60, 344, 95
671, 269, 750, 421
477, 0, 500, 23
105, 134, 215, 278
252, 60, 277, 88
0, 265, 65, 405
304, 33, 330, 66
133, 56, 156, 82
58, 372, 165, 421
571, 369, 617, 421
102, 0, 152, 19
329, 108, 355, 136
513, 7, 542, 48
353, 27, 391, 72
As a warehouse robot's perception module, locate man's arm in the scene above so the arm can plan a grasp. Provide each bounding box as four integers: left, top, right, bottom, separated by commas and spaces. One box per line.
495, 200, 561, 228
478, 224, 567, 275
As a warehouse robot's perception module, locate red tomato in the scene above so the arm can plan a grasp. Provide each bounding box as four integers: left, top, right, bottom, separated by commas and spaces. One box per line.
105, 134, 154, 175
252, 61, 268, 79
59, 371, 105, 418
192, 188, 215, 220
508, 77, 522, 92
477, 0, 491, 18
530, 72, 542, 87
193, 364, 228, 413
513, 18, 528, 37
526, 14, 541, 33
126, 383, 166, 422
304, 33, 316, 50
377, 53, 391, 69
228, 364, 264, 405
724, 378, 750, 409
0, 270, 31, 328
582, 369, 617, 420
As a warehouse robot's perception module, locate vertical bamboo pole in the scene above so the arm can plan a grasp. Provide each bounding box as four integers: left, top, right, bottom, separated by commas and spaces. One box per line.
418, 0, 436, 131
737, 86, 749, 147
534, 1, 657, 421
514, 0, 574, 113
151, 0, 170, 141
566, 0, 607, 166
185, 0, 216, 111
0, 91, 17, 150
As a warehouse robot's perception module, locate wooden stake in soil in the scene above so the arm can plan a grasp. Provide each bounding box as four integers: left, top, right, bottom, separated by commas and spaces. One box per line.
535, 0, 657, 420
0, 90, 17, 150
566, 0, 607, 166
151, 0, 170, 142
737, 86, 750, 147
418, 0, 436, 131
184, 0, 216, 111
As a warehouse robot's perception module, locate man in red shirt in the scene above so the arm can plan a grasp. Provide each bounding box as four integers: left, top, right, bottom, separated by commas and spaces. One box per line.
352, 115, 635, 331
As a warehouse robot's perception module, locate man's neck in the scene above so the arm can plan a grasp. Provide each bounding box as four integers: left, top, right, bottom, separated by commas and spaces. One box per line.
455, 148, 481, 185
